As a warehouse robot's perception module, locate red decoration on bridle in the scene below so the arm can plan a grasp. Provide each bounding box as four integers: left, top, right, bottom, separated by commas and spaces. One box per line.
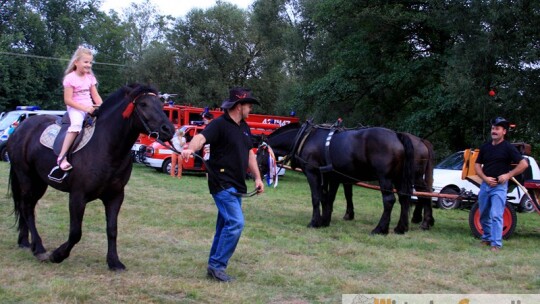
122, 103, 135, 119
122, 92, 157, 119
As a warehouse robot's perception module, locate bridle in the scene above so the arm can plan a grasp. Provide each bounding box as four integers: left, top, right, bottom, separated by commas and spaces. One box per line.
129, 93, 162, 140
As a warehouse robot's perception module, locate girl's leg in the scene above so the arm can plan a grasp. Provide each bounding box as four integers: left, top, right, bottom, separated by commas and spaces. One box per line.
170, 153, 178, 177
58, 132, 78, 170
177, 155, 183, 178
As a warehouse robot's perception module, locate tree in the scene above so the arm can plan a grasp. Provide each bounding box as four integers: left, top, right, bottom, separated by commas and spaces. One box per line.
168, 2, 264, 106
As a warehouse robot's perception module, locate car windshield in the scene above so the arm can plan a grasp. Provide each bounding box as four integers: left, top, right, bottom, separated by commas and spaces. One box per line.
0, 112, 22, 131
435, 151, 464, 170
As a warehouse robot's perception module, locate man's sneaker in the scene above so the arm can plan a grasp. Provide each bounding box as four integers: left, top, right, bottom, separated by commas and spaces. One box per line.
207, 268, 235, 282
490, 246, 501, 252
480, 240, 491, 247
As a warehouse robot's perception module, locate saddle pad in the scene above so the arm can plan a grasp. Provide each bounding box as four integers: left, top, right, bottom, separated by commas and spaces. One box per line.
39, 123, 96, 153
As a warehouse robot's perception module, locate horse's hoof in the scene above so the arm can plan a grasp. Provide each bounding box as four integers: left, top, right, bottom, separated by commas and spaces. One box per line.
420, 223, 431, 230
370, 228, 388, 235
109, 265, 127, 272
36, 252, 51, 262
343, 213, 354, 221
307, 222, 320, 228
108, 260, 127, 271
394, 227, 407, 234
411, 216, 422, 224
18, 243, 30, 250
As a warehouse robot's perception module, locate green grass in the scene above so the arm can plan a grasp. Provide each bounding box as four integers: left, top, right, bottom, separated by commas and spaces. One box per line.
1, 162, 539, 303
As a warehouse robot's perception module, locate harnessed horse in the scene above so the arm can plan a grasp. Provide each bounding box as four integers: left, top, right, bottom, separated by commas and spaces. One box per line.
7, 84, 175, 270
257, 122, 435, 233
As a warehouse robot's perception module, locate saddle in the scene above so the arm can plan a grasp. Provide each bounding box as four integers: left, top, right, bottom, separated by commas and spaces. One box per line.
40, 113, 96, 155
42, 113, 97, 183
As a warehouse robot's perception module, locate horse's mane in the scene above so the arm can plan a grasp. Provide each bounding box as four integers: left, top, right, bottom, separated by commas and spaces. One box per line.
268, 122, 301, 139
99, 84, 159, 114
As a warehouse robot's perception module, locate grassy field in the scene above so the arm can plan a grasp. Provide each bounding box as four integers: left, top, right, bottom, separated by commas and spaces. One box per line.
0, 162, 539, 303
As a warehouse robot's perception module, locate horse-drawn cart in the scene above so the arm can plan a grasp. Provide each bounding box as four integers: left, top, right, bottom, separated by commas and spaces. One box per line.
258, 122, 539, 239
460, 148, 540, 239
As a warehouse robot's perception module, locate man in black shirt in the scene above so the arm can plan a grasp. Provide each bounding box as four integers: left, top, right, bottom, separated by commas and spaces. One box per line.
475, 117, 528, 251
182, 87, 264, 282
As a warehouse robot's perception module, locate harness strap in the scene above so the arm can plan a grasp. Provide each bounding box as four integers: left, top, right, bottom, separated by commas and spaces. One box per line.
319, 129, 335, 173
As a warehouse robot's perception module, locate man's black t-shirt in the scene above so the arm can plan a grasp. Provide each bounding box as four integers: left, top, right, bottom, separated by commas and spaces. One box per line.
476, 140, 523, 178
201, 112, 253, 194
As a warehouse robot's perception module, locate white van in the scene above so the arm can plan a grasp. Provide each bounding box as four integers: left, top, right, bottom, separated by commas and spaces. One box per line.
0, 106, 65, 161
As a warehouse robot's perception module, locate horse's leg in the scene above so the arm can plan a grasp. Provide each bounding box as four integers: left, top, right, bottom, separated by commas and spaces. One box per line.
321, 179, 339, 227
305, 170, 323, 228
412, 178, 435, 230
49, 194, 87, 264
342, 183, 354, 220
13, 172, 48, 259
419, 197, 435, 230
394, 193, 410, 234
411, 201, 423, 224
371, 180, 395, 235
102, 192, 126, 271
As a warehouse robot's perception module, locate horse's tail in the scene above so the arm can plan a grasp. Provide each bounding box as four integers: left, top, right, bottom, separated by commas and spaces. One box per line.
9, 166, 23, 230
422, 138, 435, 191
396, 132, 415, 196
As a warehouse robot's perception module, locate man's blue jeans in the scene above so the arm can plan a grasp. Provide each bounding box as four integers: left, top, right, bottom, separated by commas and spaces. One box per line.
478, 182, 507, 248
208, 187, 244, 271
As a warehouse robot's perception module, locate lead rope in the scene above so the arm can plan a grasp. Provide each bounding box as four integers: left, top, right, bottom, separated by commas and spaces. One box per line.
155, 137, 260, 198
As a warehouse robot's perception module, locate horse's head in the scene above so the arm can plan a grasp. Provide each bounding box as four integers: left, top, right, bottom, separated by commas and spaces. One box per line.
122, 85, 175, 142
256, 142, 271, 176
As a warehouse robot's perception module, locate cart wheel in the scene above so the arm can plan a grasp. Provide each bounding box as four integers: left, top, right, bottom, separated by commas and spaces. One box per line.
437, 187, 460, 209
469, 202, 517, 240
519, 193, 535, 213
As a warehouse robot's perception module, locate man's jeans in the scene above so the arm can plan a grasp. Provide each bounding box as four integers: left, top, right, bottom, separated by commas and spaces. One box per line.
208, 187, 244, 271
478, 182, 507, 248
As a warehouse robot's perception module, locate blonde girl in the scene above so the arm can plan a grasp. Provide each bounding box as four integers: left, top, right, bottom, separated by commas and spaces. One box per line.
58, 46, 103, 170
170, 129, 186, 178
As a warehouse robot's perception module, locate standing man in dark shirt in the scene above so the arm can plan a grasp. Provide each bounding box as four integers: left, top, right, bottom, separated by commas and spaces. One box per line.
182, 87, 264, 282
475, 117, 528, 252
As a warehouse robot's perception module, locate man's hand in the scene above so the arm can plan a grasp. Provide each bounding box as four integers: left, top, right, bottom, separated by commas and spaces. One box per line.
181, 149, 193, 160
255, 178, 264, 194
497, 173, 510, 184
485, 176, 498, 187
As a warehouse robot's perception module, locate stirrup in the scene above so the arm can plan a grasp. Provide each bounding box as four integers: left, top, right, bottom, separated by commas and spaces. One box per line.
48, 166, 69, 183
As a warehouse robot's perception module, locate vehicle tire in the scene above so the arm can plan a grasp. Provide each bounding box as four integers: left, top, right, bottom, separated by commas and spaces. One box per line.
437, 187, 460, 209
161, 158, 172, 174
519, 193, 535, 213
469, 202, 517, 240
0, 145, 9, 162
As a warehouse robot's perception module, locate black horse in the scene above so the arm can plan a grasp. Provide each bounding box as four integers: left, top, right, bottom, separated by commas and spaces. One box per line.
257, 123, 436, 231
7, 84, 175, 270
257, 121, 418, 234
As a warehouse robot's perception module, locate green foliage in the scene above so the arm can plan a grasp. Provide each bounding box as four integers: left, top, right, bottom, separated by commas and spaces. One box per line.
1, 0, 540, 157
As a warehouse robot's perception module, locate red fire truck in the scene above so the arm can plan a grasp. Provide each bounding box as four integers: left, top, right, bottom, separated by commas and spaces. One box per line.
131, 104, 299, 174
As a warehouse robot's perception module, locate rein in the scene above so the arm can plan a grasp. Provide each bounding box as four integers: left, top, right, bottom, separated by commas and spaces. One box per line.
154, 137, 260, 198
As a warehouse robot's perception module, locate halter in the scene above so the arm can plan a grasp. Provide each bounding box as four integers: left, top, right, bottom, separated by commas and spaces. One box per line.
258, 142, 279, 187
126, 93, 162, 140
